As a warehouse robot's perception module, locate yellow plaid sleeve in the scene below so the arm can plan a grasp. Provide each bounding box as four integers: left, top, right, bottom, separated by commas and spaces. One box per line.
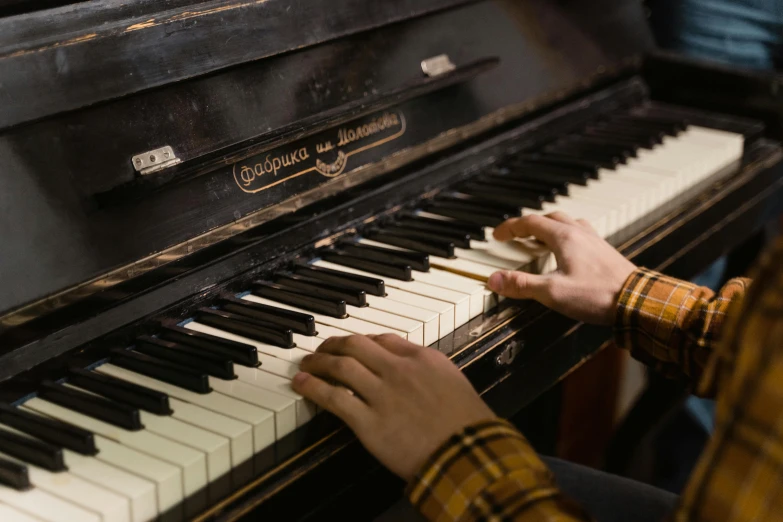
676, 237, 783, 521
407, 419, 590, 522
614, 267, 749, 395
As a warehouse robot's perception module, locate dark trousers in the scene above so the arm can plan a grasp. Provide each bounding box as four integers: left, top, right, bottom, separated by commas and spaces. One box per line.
373, 457, 678, 522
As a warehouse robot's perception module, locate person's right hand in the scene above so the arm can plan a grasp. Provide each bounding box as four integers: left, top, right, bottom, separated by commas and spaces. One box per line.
487, 212, 636, 325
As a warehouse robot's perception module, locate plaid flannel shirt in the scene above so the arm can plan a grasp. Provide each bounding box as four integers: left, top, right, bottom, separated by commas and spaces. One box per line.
407, 236, 783, 522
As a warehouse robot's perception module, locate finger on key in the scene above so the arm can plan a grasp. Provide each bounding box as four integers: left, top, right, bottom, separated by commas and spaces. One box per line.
292, 372, 371, 429
493, 215, 565, 249
575, 218, 599, 236
367, 333, 420, 358
487, 270, 552, 302
544, 211, 580, 227
317, 335, 395, 374
299, 353, 381, 401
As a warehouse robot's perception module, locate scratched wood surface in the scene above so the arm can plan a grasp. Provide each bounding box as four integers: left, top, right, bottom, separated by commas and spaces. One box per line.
0, 0, 654, 318
0, 0, 475, 129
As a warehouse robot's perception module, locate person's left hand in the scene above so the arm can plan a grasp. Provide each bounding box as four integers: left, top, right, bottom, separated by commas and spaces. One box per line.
292, 334, 495, 481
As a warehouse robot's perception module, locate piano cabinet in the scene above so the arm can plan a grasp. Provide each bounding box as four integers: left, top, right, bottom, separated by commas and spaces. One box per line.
0, 0, 782, 520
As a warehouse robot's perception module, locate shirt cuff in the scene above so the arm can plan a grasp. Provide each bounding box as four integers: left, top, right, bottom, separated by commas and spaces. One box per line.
406, 419, 559, 522
613, 267, 699, 373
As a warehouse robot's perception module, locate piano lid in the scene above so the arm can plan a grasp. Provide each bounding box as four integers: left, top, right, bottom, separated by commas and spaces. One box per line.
0, 0, 654, 324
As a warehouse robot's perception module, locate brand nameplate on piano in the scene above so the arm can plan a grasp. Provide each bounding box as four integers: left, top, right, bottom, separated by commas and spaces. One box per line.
233, 111, 407, 193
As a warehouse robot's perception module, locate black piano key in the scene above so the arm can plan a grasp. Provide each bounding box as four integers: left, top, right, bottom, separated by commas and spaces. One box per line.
197, 308, 295, 347
611, 114, 687, 135
68, 367, 172, 415
381, 222, 471, 249
483, 171, 567, 198
418, 205, 503, 228
501, 160, 595, 181
543, 146, 624, 167
551, 137, 637, 158
274, 273, 367, 307
0, 456, 30, 490
337, 240, 430, 272
396, 212, 486, 240
160, 324, 260, 366
0, 428, 65, 472
136, 335, 236, 379
509, 154, 602, 176
0, 403, 97, 456
320, 250, 412, 281
501, 165, 590, 186
436, 194, 522, 218
215, 298, 316, 336
252, 281, 347, 318
110, 349, 211, 394
592, 121, 667, 142
457, 183, 546, 209
39, 380, 143, 431
293, 263, 385, 296
365, 229, 456, 257
422, 201, 510, 228
633, 110, 692, 130
579, 129, 658, 149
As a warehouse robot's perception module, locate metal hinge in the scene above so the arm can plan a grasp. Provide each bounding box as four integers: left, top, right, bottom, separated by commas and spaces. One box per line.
421, 54, 456, 77
132, 146, 181, 176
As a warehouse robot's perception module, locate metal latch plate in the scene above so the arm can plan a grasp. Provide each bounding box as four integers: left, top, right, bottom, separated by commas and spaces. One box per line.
421, 54, 456, 77
132, 146, 181, 175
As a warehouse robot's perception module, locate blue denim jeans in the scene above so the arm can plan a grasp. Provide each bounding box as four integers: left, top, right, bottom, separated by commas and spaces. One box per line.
650, 0, 783, 69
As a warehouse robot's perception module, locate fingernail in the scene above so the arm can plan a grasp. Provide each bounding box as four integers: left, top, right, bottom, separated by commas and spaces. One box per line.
488, 271, 505, 292
292, 372, 309, 387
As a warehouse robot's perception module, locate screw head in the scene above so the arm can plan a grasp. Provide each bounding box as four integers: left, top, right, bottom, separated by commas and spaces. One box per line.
149, 154, 157, 162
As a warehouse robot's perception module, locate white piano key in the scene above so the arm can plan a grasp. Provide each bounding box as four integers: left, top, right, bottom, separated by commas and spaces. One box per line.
0, 451, 129, 522
309, 323, 354, 339
185, 321, 311, 362
363, 295, 439, 346
62, 450, 157, 522
0, 502, 46, 522
137, 411, 230, 484
311, 261, 472, 327
357, 236, 500, 282
0, 485, 101, 522
355, 239, 476, 318
22, 398, 208, 501
454, 245, 527, 270
255, 352, 300, 380
94, 364, 275, 452
241, 294, 408, 339
383, 286, 455, 336
0, 425, 157, 522
231, 366, 317, 426
58, 381, 231, 486
83, 434, 181, 515
207, 376, 297, 438
346, 305, 424, 345
292, 333, 319, 351
167, 397, 253, 469
410, 268, 493, 316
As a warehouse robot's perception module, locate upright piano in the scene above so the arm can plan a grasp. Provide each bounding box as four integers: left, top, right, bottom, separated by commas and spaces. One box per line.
0, 0, 781, 520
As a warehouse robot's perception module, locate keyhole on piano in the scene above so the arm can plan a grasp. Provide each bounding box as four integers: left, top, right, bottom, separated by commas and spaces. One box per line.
495, 340, 522, 367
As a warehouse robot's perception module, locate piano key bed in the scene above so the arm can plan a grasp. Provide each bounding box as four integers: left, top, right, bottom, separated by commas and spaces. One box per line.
0, 102, 778, 522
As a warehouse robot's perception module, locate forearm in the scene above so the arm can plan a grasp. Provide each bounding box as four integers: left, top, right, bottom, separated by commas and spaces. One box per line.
407, 419, 590, 522
614, 267, 749, 395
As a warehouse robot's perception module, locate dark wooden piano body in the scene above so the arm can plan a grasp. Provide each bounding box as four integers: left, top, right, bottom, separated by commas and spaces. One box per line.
0, 0, 781, 520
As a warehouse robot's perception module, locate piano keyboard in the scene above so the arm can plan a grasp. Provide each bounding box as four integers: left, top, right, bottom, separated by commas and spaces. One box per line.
0, 111, 745, 521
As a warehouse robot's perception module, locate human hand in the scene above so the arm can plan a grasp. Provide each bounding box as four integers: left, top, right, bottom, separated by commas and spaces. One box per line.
291, 334, 495, 481
488, 212, 636, 325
